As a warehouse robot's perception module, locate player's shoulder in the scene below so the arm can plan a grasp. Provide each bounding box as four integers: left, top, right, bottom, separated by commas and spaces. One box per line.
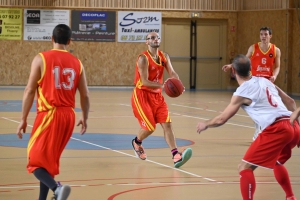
137, 53, 148, 64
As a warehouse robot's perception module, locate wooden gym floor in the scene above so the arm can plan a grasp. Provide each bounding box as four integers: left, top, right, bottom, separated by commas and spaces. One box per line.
0, 87, 299, 200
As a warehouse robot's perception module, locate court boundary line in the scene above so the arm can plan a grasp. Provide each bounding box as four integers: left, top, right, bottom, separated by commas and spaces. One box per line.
1, 117, 216, 183
1, 181, 299, 190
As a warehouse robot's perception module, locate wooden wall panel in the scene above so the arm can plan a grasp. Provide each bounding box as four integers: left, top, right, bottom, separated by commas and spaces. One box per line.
0, 9, 235, 86
236, 10, 290, 91
290, 9, 300, 95
0, 0, 242, 10
0, 0, 293, 10
1, 0, 300, 94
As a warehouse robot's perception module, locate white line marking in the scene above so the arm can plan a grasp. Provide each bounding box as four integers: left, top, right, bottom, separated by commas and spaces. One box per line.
180, 115, 254, 129
118, 104, 253, 129
171, 104, 250, 118
2, 117, 216, 182
1, 181, 298, 189
0, 185, 86, 189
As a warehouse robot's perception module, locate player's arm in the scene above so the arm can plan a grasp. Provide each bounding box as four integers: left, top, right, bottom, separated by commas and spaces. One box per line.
222, 45, 253, 72
275, 85, 296, 112
163, 52, 179, 79
77, 64, 90, 135
138, 54, 163, 89
290, 107, 300, 125
245, 45, 254, 58
17, 54, 42, 139
275, 85, 298, 125
271, 47, 281, 82
197, 95, 250, 133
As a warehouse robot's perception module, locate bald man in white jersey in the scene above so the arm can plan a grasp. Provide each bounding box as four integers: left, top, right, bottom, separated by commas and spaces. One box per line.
196, 54, 300, 200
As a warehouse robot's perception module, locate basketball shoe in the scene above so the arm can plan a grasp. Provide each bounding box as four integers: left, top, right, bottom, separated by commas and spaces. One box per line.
132, 139, 147, 160
287, 197, 297, 200
52, 182, 71, 200
173, 148, 192, 168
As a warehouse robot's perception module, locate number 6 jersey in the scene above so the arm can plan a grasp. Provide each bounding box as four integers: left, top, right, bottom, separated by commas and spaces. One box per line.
37, 49, 82, 112
250, 42, 276, 79
233, 77, 291, 137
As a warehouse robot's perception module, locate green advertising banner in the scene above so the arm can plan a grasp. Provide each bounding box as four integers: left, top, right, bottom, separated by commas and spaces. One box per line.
0, 8, 22, 40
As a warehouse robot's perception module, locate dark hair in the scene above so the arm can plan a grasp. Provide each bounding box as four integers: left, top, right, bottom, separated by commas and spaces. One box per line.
52, 24, 72, 45
260, 27, 272, 35
232, 54, 251, 77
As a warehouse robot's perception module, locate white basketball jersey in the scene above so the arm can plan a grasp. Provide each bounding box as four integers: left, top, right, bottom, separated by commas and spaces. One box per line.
233, 77, 291, 139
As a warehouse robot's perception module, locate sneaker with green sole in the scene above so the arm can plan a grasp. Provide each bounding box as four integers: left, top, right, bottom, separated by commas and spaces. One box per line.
173, 148, 192, 168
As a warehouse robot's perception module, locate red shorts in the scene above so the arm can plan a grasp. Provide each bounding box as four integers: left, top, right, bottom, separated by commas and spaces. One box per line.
27, 107, 75, 176
243, 119, 300, 169
131, 88, 171, 131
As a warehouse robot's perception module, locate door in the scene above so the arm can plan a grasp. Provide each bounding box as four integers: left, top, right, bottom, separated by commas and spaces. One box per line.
161, 19, 190, 88
162, 19, 227, 89
196, 20, 227, 89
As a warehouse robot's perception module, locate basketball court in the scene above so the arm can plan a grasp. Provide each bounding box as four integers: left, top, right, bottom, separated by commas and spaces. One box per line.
0, 87, 299, 200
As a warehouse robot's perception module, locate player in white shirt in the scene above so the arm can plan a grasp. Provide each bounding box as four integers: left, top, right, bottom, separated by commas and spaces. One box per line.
196, 54, 300, 200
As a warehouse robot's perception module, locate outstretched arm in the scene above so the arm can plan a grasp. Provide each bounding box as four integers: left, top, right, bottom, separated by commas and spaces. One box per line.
222, 45, 253, 72
197, 95, 250, 133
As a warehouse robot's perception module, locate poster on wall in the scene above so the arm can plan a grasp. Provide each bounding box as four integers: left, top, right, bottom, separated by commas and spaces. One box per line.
71, 11, 116, 42
23, 9, 70, 41
0, 8, 22, 40
117, 11, 161, 43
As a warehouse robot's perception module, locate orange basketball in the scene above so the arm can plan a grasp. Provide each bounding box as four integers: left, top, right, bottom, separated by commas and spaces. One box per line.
164, 78, 185, 98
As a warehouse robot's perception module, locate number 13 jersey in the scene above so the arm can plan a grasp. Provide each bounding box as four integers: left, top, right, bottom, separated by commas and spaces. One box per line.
38, 49, 82, 112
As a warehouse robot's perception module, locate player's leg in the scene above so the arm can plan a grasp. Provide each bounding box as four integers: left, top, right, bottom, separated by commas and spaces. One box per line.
131, 89, 156, 160
238, 161, 257, 200
34, 168, 71, 200
38, 182, 50, 200
160, 122, 192, 168
132, 128, 153, 160
274, 121, 300, 200
157, 97, 192, 168
33, 168, 57, 200
274, 163, 295, 200
241, 120, 295, 200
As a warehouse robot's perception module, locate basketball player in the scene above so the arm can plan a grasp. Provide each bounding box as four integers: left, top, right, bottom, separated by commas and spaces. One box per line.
197, 54, 299, 200
222, 26, 281, 82
223, 27, 281, 140
131, 32, 192, 168
16, 24, 90, 200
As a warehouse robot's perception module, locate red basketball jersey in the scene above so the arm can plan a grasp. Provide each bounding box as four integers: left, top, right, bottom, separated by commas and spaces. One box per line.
250, 42, 276, 78
37, 49, 82, 111
133, 50, 167, 93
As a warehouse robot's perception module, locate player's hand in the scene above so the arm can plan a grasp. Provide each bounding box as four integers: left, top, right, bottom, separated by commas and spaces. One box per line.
17, 120, 27, 139
222, 64, 232, 72
290, 110, 300, 125
269, 76, 276, 83
77, 119, 87, 135
196, 122, 207, 134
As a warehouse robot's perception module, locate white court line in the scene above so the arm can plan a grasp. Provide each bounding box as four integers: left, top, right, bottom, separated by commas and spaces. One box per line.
1, 117, 217, 183
118, 104, 254, 129
0, 184, 86, 189
181, 115, 254, 129
1, 181, 296, 189
171, 104, 250, 118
